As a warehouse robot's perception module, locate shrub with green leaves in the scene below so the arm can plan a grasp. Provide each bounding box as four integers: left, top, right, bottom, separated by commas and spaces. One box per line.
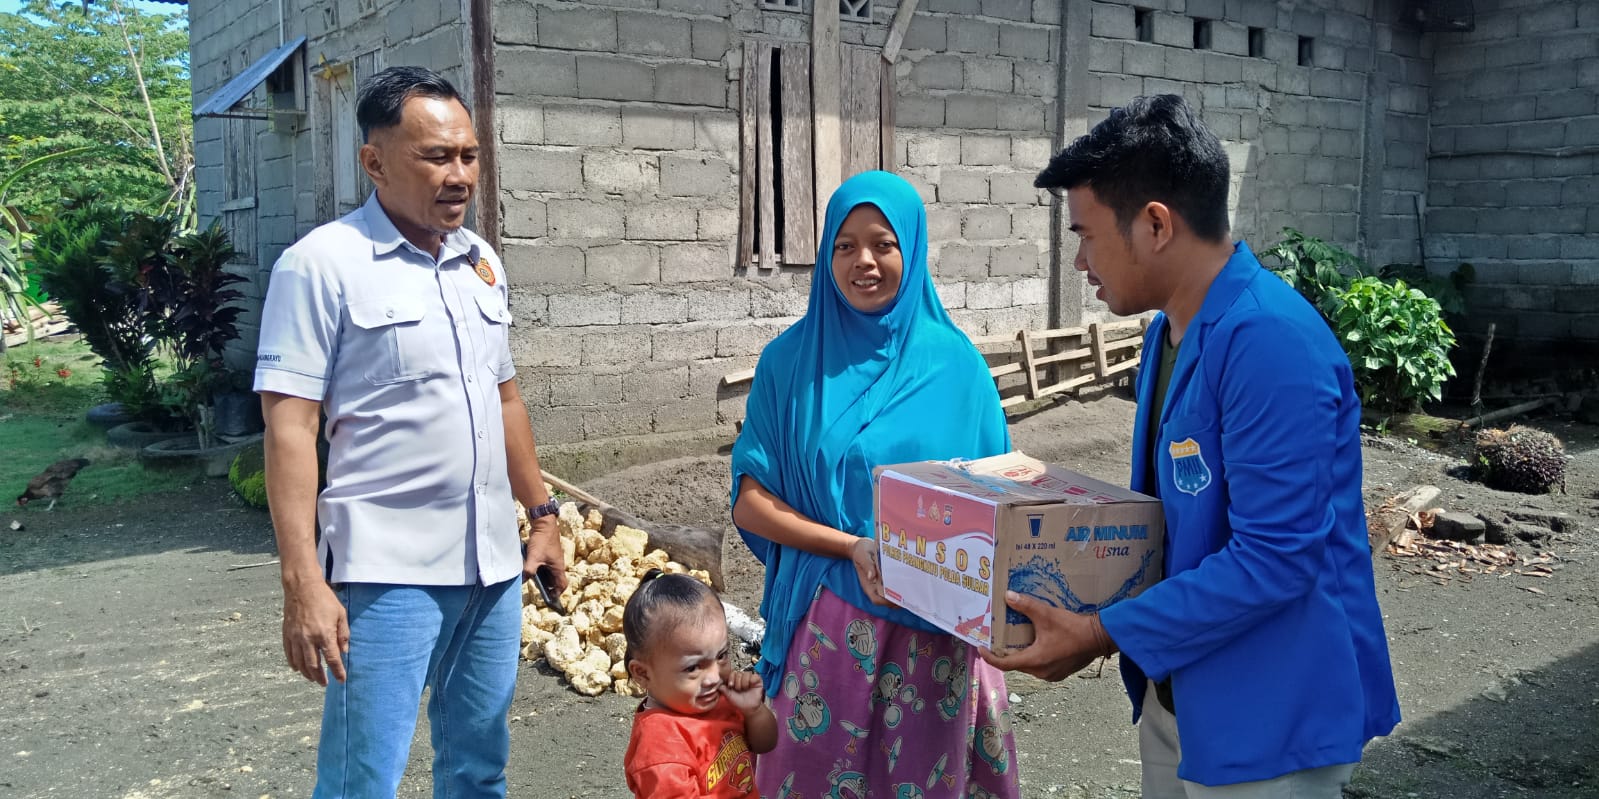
1329, 276, 1456, 413
30, 191, 168, 423
1259, 227, 1366, 320
1377, 262, 1475, 319
228, 446, 268, 510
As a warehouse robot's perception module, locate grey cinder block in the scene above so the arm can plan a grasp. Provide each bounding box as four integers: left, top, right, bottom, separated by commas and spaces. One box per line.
501, 148, 584, 193
497, 50, 579, 97
1090, 2, 1136, 40
663, 243, 734, 283
962, 206, 1012, 239
545, 105, 623, 145
947, 95, 1001, 129
949, 19, 1001, 55
576, 54, 655, 101
539, 6, 618, 51
618, 12, 691, 57
549, 292, 623, 326
659, 155, 731, 197
656, 63, 727, 107
549, 199, 626, 239
588, 243, 661, 285
939, 169, 993, 203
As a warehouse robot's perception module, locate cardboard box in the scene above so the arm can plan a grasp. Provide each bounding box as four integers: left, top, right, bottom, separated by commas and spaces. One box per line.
874, 451, 1164, 653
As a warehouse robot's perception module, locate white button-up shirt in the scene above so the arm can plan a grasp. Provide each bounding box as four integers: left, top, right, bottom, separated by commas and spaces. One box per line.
254, 193, 520, 587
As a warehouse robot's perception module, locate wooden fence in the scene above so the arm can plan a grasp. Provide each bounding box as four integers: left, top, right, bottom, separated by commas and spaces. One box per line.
720, 318, 1148, 425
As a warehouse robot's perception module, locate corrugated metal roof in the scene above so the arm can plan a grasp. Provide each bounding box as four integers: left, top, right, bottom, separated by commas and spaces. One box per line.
193, 36, 305, 119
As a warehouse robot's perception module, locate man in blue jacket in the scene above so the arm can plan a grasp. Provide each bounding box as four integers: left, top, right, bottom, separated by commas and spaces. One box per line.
982, 94, 1399, 797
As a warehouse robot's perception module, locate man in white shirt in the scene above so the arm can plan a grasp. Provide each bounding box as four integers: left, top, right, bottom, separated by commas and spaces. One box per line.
255, 66, 566, 798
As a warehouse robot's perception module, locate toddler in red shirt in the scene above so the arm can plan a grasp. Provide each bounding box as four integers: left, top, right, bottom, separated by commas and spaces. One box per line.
622, 571, 777, 798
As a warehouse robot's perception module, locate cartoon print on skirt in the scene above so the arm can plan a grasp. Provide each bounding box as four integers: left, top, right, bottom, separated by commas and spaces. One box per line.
758, 588, 1020, 799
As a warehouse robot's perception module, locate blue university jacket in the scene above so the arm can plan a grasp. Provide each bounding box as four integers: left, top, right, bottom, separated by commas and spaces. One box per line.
1098, 242, 1401, 786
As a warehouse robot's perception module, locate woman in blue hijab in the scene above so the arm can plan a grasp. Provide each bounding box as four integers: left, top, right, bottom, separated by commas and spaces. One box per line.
731, 171, 1019, 797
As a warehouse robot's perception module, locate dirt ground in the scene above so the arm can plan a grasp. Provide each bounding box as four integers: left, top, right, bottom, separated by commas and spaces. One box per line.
3, 392, 1597, 799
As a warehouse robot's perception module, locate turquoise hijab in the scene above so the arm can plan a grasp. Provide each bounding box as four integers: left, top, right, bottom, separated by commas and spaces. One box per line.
731, 171, 1011, 695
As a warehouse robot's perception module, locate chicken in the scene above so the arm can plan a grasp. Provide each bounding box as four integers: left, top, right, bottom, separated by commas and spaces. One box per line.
16, 457, 90, 511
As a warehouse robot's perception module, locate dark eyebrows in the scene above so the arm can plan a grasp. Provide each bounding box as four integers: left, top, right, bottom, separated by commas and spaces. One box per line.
418, 145, 478, 157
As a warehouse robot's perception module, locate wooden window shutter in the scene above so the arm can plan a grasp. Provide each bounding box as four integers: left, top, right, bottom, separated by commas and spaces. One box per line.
738, 39, 895, 269
739, 41, 818, 268
220, 52, 259, 265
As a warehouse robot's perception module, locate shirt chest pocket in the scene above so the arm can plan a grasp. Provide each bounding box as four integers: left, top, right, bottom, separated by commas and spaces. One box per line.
473, 293, 512, 375
346, 296, 451, 385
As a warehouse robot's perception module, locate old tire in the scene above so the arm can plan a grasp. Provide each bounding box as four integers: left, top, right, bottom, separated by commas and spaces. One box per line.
106, 421, 188, 450
86, 402, 134, 430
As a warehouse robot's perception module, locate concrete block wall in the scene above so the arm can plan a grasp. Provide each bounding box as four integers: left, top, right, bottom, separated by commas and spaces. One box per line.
1084, 0, 1420, 267
493, 0, 751, 446
495, 0, 1063, 447
190, 0, 468, 370
1360, 2, 1431, 270
1426, 0, 1599, 356
185, 0, 1598, 455
894, 0, 1060, 339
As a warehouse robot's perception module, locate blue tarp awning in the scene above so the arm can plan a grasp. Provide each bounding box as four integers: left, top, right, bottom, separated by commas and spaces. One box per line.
193, 36, 306, 120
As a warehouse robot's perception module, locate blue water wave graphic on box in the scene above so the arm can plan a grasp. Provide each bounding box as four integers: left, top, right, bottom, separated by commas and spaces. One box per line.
1005, 549, 1156, 625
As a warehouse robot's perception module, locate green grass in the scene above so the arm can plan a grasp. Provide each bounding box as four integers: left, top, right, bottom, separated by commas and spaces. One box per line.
2, 336, 200, 506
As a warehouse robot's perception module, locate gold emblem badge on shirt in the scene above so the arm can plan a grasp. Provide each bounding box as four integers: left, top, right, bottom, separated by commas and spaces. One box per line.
475, 258, 497, 286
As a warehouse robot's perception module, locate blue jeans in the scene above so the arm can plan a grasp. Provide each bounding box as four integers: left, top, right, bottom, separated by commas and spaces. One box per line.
313, 578, 522, 799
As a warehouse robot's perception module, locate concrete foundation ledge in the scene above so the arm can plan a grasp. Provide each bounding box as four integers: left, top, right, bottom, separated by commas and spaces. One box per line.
538, 424, 739, 484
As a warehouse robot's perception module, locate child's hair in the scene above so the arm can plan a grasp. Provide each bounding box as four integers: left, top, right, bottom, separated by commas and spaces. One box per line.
622, 569, 721, 665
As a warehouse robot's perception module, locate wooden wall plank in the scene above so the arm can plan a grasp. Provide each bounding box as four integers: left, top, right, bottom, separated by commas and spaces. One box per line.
755, 43, 778, 270
843, 47, 880, 179
779, 46, 816, 265
1018, 329, 1042, 400
469, 0, 500, 252
879, 56, 895, 171
811, 2, 841, 233
1090, 322, 1110, 379
738, 40, 758, 269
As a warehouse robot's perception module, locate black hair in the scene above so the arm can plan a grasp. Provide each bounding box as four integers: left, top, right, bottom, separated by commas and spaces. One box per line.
622, 570, 720, 665
355, 66, 469, 142
1034, 94, 1231, 242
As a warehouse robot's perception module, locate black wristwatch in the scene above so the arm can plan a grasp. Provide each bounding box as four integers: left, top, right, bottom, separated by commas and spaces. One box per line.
527, 498, 560, 519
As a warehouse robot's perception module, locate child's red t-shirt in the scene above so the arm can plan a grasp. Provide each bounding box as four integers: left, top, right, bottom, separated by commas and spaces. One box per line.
623, 694, 760, 799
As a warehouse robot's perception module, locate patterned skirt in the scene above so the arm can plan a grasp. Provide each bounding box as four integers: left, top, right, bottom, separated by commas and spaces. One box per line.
755, 587, 1021, 799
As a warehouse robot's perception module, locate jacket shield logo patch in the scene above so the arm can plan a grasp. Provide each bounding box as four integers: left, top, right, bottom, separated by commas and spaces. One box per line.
1168, 437, 1212, 496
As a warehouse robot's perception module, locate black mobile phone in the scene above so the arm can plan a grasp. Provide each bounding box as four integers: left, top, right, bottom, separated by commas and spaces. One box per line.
532, 564, 566, 616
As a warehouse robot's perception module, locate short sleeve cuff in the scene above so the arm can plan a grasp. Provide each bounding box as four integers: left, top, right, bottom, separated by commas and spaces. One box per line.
254, 367, 327, 401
